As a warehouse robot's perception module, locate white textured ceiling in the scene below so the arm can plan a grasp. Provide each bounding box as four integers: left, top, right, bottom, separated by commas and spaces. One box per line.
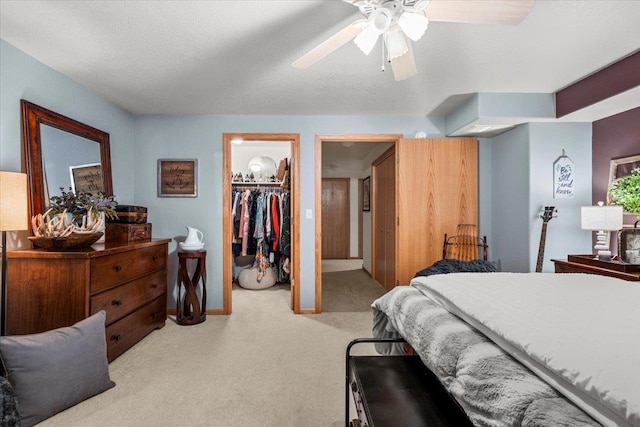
1, 0, 639, 119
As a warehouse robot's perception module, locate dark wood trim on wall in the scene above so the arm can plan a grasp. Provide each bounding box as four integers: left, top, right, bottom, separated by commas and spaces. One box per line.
555, 51, 640, 118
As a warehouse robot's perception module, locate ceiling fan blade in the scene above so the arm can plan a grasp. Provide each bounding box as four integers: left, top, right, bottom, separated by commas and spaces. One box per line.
292, 19, 367, 69
423, 0, 534, 25
390, 36, 417, 81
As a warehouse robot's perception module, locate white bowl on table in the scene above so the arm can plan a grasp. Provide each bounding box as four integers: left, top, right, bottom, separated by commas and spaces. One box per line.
179, 242, 204, 251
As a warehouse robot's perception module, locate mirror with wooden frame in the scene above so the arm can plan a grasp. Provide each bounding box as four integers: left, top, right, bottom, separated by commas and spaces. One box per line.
21, 99, 113, 218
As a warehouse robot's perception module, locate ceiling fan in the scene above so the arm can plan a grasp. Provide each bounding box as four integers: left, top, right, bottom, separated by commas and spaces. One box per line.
292, 0, 534, 81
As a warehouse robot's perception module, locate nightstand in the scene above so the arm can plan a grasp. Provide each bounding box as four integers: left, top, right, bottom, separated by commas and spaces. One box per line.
552, 255, 640, 281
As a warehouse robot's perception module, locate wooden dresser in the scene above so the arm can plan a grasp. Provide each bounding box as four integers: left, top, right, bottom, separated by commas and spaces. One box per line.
6, 239, 170, 361
552, 254, 640, 281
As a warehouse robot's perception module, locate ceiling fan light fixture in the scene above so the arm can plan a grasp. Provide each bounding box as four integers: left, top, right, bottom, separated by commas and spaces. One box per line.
354, 24, 381, 55
384, 27, 408, 60
371, 8, 393, 32
398, 11, 429, 41
354, 7, 395, 55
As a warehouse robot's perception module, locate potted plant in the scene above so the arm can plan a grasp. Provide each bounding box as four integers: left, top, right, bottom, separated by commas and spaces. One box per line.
48, 187, 118, 222
608, 167, 640, 226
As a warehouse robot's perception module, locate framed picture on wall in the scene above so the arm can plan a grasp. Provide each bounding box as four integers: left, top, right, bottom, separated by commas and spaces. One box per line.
362, 176, 370, 212
157, 159, 198, 197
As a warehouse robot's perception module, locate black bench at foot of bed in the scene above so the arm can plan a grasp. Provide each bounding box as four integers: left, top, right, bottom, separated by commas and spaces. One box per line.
346, 338, 472, 427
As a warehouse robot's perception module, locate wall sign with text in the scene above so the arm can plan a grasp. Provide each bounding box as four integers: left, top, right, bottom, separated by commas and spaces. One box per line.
157, 159, 198, 197
553, 151, 574, 199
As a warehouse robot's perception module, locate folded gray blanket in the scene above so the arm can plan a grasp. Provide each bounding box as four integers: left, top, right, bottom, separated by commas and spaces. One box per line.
372, 286, 601, 427
415, 259, 497, 278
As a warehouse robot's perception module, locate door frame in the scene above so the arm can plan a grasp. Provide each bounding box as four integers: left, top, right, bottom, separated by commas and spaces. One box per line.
223, 133, 301, 314
314, 134, 402, 313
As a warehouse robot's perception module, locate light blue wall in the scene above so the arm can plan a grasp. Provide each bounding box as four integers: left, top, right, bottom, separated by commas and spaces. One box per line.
0, 40, 136, 203
527, 122, 592, 272
490, 123, 593, 273
133, 115, 445, 310
491, 126, 531, 272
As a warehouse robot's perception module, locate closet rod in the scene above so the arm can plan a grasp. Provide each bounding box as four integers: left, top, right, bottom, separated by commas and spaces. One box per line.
232, 184, 287, 191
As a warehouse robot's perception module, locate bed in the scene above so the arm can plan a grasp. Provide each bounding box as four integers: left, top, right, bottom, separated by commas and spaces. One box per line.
371, 272, 640, 427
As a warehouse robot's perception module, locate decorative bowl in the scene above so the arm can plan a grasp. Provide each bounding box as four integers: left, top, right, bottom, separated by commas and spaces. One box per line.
29, 232, 104, 250
179, 242, 204, 251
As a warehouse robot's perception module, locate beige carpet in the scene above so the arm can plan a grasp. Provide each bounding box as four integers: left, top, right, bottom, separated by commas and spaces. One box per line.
42, 268, 386, 427
321, 259, 364, 273
322, 269, 385, 312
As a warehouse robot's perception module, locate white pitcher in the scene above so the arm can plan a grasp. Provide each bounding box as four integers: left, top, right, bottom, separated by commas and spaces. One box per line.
185, 226, 204, 245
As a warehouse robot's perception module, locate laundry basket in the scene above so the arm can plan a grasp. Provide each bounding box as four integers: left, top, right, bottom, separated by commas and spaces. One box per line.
238, 266, 276, 290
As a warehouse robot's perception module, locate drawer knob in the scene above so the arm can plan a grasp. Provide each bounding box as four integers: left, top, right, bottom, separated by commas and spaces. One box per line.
114, 265, 122, 272
111, 334, 122, 343
152, 255, 158, 261
151, 283, 159, 289
151, 312, 157, 320
112, 299, 123, 306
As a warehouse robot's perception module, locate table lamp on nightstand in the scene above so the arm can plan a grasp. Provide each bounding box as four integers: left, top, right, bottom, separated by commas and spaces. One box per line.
581, 202, 623, 261
0, 171, 29, 336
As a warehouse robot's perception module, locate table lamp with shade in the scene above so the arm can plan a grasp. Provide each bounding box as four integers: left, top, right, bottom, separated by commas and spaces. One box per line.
0, 171, 29, 336
581, 201, 623, 261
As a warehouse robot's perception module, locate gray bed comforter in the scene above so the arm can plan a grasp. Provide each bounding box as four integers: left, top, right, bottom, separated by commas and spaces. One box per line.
372, 285, 601, 427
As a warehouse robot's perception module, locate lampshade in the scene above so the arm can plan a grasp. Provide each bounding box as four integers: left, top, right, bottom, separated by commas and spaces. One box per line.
581, 202, 623, 256
0, 171, 29, 232
397, 11, 429, 41
581, 204, 623, 231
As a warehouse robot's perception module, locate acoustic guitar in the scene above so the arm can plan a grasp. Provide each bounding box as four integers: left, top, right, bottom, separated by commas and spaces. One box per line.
536, 206, 557, 273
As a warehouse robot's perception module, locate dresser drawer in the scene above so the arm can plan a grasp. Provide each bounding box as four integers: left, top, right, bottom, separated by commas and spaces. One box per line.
91, 245, 167, 293
105, 296, 166, 362
91, 269, 166, 325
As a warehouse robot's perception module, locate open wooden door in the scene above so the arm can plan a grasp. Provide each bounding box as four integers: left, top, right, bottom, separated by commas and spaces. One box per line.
321, 178, 350, 259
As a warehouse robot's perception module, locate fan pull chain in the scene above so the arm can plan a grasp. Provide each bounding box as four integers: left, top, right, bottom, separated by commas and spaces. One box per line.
381, 39, 385, 72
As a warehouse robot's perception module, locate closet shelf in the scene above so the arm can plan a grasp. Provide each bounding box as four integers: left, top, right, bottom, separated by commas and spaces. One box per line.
232, 181, 283, 185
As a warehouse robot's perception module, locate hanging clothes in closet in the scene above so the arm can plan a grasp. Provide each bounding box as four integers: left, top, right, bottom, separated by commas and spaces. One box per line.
231, 186, 291, 283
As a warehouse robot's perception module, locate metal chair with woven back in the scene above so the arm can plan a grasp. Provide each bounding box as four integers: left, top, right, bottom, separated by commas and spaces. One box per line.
442, 224, 489, 261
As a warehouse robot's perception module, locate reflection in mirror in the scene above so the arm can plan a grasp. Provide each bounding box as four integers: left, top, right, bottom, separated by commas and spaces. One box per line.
40, 124, 102, 200
21, 100, 113, 220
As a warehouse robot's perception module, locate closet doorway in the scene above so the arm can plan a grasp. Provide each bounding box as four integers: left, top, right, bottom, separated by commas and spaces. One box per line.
314, 134, 401, 313
223, 133, 300, 314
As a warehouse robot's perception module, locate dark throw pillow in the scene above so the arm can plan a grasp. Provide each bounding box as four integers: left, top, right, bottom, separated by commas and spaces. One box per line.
0, 311, 115, 427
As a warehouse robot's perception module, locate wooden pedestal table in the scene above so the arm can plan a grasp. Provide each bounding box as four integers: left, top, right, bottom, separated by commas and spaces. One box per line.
176, 250, 207, 325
